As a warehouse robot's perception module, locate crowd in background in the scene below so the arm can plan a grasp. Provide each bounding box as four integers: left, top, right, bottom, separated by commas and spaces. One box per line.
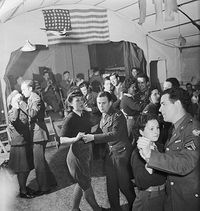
1, 66, 200, 211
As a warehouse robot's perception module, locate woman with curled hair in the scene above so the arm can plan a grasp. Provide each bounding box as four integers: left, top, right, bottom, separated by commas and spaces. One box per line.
60, 90, 105, 211
7, 90, 34, 199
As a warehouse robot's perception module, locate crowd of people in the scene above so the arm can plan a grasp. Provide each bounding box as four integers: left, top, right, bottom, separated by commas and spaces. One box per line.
3, 66, 200, 211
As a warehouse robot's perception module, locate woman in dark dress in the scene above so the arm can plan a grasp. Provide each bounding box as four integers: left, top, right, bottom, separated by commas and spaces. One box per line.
60, 90, 104, 211
7, 90, 34, 198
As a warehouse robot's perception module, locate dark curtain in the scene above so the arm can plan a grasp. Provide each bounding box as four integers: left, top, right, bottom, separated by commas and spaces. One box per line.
123, 42, 146, 76
88, 41, 146, 76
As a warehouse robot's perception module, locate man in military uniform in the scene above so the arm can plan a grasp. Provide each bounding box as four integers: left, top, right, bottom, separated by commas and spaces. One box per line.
83, 91, 135, 211
137, 87, 200, 211
20, 80, 57, 195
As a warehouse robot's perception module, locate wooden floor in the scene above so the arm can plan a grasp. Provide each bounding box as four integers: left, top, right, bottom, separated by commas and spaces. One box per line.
12, 146, 129, 211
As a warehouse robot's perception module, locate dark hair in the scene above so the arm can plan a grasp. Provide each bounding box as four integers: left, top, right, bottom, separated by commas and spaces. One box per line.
162, 87, 191, 111
43, 70, 49, 76
148, 86, 160, 98
137, 73, 149, 82
66, 90, 83, 104
186, 82, 192, 86
97, 91, 113, 102
136, 113, 159, 133
65, 89, 83, 113
76, 73, 84, 80
79, 81, 89, 89
166, 77, 180, 88
63, 71, 70, 75
131, 67, 141, 73
109, 72, 119, 79
103, 76, 110, 83
122, 78, 137, 93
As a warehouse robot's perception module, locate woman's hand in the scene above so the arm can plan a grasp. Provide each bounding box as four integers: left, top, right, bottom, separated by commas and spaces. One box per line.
75, 132, 85, 142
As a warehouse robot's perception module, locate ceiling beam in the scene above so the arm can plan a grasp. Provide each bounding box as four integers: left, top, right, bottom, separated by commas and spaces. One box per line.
181, 44, 200, 49
165, 33, 200, 41
95, 0, 106, 6
131, 0, 199, 21
149, 19, 200, 34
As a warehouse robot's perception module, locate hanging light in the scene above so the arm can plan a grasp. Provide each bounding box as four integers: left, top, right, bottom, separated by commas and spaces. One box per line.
177, 12, 186, 47
21, 40, 36, 52
178, 34, 186, 46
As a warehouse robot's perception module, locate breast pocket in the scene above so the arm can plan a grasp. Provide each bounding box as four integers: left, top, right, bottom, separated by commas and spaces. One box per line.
170, 140, 183, 151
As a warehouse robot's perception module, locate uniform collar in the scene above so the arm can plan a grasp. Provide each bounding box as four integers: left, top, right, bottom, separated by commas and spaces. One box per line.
173, 113, 192, 130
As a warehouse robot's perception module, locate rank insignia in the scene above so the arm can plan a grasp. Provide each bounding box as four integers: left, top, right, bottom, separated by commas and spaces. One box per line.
185, 140, 196, 150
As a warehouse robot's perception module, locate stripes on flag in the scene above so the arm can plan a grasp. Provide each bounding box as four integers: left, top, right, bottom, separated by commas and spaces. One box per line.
44, 9, 110, 45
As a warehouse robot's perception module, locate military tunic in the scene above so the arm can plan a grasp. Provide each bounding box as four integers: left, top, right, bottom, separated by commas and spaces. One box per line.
20, 92, 57, 191
148, 114, 200, 211
94, 107, 135, 211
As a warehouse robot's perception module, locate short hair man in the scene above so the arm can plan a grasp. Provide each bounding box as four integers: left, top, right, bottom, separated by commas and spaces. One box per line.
109, 73, 123, 100
60, 71, 73, 99
20, 80, 57, 195
83, 91, 135, 211
137, 87, 200, 211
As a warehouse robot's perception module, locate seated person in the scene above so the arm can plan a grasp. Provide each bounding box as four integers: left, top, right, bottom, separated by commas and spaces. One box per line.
41, 69, 62, 114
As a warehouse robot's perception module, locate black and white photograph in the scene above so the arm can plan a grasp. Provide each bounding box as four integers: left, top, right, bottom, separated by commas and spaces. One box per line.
0, 1, 200, 211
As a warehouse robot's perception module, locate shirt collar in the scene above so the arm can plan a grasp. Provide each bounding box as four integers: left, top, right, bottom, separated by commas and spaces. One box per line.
73, 110, 82, 117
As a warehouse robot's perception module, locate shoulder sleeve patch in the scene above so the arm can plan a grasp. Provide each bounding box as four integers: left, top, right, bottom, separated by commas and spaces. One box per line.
192, 129, 200, 137
184, 140, 196, 151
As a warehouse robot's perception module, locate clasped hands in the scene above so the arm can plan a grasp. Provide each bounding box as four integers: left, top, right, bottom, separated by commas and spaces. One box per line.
137, 137, 152, 162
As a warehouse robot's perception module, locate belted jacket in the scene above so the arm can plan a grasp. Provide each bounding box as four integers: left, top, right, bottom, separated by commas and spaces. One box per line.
93, 106, 132, 154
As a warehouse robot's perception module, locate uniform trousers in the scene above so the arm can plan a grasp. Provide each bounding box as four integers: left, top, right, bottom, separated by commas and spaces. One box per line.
105, 149, 135, 211
33, 142, 57, 191
132, 187, 165, 211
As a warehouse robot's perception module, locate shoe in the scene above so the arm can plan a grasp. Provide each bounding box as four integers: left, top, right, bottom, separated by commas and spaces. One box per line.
19, 192, 35, 199
101, 208, 110, 211
34, 189, 51, 196
26, 187, 37, 195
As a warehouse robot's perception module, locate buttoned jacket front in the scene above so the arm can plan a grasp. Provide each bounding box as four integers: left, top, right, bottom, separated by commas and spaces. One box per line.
20, 92, 49, 143
94, 107, 131, 154
148, 114, 200, 211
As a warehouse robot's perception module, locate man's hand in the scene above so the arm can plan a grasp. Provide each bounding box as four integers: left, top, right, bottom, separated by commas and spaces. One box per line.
137, 136, 151, 161
83, 103, 92, 112
75, 132, 85, 142
83, 134, 94, 143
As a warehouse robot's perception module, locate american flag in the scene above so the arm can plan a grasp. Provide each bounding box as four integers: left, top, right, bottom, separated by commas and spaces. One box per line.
42, 9, 109, 45
43, 9, 72, 32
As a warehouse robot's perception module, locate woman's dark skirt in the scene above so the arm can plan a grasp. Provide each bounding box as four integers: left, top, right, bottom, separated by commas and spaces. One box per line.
8, 145, 34, 173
